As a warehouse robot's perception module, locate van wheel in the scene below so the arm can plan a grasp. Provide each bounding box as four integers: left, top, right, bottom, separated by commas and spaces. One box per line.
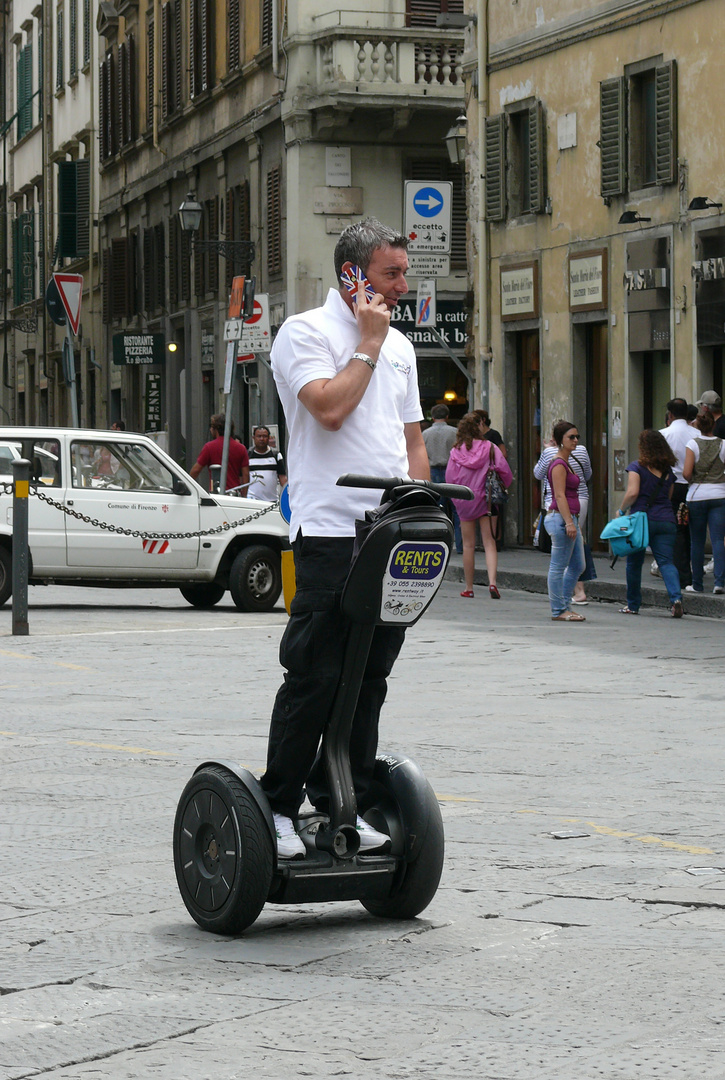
179, 582, 226, 608
229, 545, 281, 612
0, 548, 11, 607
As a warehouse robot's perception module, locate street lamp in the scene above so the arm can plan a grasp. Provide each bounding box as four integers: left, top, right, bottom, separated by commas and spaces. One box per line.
178, 192, 255, 264
444, 114, 467, 166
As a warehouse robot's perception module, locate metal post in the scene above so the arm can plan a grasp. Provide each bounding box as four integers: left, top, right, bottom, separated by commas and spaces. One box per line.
11, 458, 30, 636
219, 360, 236, 496
64, 323, 80, 427
430, 328, 476, 410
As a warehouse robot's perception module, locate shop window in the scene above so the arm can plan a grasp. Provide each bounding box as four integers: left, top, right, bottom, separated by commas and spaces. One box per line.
484, 101, 547, 222
600, 59, 677, 198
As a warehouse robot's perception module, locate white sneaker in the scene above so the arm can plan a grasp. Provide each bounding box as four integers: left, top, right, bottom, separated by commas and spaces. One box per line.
273, 813, 305, 860
650, 560, 661, 578
356, 815, 391, 851
714, 586, 724, 595
705, 559, 715, 574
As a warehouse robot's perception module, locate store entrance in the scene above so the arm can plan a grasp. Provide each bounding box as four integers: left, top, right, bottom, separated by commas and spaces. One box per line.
515, 330, 541, 545
574, 321, 609, 549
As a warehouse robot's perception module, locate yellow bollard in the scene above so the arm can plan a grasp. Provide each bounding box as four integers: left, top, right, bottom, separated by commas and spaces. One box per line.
281, 549, 296, 614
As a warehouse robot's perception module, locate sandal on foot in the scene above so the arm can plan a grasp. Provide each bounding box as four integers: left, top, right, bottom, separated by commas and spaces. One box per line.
619, 607, 638, 615
489, 585, 500, 599
551, 611, 586, 621
460, 590, 474, 598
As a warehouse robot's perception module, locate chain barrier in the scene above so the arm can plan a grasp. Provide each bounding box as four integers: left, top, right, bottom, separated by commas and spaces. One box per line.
1, 482, 280, 540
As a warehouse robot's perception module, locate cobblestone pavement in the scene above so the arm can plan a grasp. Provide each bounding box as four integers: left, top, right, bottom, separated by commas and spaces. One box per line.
1, 584, 724, 1079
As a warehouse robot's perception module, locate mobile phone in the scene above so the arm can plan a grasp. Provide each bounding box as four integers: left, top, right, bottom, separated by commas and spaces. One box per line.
340, 265, 376, 302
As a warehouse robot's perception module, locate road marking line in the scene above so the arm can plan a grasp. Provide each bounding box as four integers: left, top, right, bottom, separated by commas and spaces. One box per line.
437, 794, 482, 803
17, 623, 286, 640
0, 647, 91, 671
520, 810, 715, 856
68, 740, 174, 757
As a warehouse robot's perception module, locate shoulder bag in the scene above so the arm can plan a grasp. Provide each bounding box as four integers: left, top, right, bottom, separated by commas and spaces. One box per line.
485, 443, 509, 507
599, 471, 668, 557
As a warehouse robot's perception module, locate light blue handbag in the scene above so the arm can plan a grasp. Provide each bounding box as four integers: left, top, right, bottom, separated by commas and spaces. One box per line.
600, 511, 649, 556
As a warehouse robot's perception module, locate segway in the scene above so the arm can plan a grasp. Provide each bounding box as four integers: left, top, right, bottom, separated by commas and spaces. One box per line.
173, 473, 473, 934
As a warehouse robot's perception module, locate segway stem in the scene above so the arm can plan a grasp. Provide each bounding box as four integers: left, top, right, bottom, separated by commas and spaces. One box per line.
316, 621, 376, 854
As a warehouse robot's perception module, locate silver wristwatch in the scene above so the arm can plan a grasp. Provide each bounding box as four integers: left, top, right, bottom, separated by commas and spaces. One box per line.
351, 351, 376, 371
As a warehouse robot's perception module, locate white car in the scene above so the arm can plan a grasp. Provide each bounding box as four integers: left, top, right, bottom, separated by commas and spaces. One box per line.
0, 427, 289, 611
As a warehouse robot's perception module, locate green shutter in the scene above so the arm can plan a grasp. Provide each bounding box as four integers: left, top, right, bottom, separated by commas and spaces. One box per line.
655, 60, 677, 186
600, 76, 626, 198
485, 114, 506, 222
17, 45, 33, 140
57, 159, 90, 259
528, 101, 546, 214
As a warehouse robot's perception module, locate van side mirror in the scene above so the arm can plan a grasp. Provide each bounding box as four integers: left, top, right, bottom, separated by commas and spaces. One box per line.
173, 478, 191, 496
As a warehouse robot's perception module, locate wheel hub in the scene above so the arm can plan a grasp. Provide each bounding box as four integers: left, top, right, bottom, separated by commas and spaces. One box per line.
248, 560, 272, 597
177, 790, 238, 912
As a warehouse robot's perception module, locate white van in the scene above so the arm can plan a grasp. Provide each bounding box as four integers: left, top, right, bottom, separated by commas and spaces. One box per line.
0, 428, 289, 611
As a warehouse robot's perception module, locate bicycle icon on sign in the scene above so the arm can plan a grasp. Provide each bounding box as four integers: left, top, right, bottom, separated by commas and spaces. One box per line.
384, 600, 424, 617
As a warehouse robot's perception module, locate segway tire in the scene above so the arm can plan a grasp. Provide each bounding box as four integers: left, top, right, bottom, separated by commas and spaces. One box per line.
361, 782, 444, 920
174, 765, 274, 934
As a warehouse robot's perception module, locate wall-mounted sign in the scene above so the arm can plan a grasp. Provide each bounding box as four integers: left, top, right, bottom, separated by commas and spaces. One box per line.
391, 297, 467, 348
313, 187, 363, 215
624, 268, 668, 291
692, 259, 725, 281
501, 263, 538, 320
145, 372, 162, 431
569, 250, 607, 311
201, 331, 215, 368
325, 147, 352, 187
112, 332, 165, 365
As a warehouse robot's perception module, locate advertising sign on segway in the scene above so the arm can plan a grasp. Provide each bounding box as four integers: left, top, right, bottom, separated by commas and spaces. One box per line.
380, 541, 448, 623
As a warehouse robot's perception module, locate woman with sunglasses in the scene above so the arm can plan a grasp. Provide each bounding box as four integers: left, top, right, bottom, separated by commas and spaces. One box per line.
543, 420, 587, 622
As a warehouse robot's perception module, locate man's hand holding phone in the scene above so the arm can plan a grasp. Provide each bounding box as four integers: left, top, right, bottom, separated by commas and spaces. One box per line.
341, 264, 390, 355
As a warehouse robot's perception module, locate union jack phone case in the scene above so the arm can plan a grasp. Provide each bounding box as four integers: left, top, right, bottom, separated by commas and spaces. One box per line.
340, 265, 376, 302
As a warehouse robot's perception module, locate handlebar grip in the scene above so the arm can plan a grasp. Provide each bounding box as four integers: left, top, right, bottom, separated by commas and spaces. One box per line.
336, 474, 473, 500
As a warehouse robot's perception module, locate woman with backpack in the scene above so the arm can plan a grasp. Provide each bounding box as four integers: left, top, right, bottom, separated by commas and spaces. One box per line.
683, 409, 725, 595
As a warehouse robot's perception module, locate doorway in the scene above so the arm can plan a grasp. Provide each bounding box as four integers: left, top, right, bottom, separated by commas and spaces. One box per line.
515, 330, 541, 545
573, 321, 609, 548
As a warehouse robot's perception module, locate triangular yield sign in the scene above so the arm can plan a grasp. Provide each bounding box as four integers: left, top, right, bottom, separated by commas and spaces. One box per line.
53, 273, 83, 335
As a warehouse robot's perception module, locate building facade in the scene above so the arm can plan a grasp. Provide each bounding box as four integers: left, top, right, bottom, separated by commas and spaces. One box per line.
466, 0, 725, 547
2, 0, 102, 430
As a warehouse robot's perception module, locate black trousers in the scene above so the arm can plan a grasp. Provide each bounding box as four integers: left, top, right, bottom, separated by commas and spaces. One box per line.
260, 534, 406, 819
671, 482, 692, 588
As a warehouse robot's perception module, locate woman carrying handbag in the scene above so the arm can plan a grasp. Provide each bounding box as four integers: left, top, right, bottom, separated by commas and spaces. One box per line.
446, 412, 513, 599
543, 420, 587, 622
617, 429, 682, 617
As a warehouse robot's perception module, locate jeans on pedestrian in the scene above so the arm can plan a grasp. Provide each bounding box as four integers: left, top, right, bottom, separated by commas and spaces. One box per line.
671, 482, 692, 588
625, 518, 681, 610
688, 497, 725, 591
431, 465, 462, 552
544, 512, 586, 616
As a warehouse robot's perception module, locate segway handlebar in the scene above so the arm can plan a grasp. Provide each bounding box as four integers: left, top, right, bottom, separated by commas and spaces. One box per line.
336, 473, 474, 500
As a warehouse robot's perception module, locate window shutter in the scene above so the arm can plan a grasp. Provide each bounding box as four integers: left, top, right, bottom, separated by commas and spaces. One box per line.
69, 0, 78, 78
655, 60, 677, 186
194, 206, 205, 297
111, 237, 130, 320
261, 0, 272, 48
83, 0, 91, 66
406, 0, 464, 28
99, 58, 109, 158
527, 101, 546, 214
161, 3, 171, 117
207, 197, 219, 295
56, 9, 64, 90
102, 247, 111, 323
124, 35, 136, 143
174, 0, 183, 111
190, 0, 198, 96
201, 0, 213, 92
129, 230, 140, 316
267, 166, 282, 276
16, 48, 26, 139
107, 49, 117, 155
228, 0, 240, 71
484, 114, 506, 222
57, 159, 90, 259
146, 18, 155, 131
154, 222, 166, 308
169, 216, 179, 309
117, 42, 127, 147
600, 76, 626, 198
143, 228, 154, 311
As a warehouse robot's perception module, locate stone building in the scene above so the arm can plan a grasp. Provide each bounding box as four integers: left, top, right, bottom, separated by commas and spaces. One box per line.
465, 0, 725, 547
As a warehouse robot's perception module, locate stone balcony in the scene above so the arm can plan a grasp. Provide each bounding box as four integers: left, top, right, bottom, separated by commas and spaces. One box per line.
314, 28, 464, 91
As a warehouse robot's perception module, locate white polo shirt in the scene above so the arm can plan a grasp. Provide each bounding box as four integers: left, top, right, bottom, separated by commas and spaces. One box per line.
271, 288, 423, 539
659, 418, 692, 482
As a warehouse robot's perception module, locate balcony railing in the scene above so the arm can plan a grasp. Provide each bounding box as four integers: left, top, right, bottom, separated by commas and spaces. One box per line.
314, 30, 464, 89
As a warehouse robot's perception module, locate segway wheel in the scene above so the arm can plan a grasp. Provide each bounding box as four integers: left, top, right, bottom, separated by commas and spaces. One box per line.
361, 780, 444, 920
174, 765, 274, 934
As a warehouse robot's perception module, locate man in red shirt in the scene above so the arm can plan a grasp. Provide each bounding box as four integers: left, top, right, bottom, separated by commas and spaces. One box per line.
190, 413, 250, 495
